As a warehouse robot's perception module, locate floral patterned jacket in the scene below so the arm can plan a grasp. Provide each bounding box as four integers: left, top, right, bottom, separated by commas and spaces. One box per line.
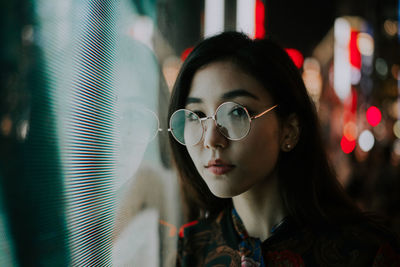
176, 209, 400, 267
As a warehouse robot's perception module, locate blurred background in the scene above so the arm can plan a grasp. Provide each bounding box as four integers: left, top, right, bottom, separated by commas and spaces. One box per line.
1, 0, 399, 266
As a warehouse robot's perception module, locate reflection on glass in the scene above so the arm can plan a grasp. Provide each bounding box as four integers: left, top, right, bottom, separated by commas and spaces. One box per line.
121, 107, 160, 144
111, 1, 181, 267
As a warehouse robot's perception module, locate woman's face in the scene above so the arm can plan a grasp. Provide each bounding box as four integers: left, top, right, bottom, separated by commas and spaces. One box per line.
185, 60, 283, 198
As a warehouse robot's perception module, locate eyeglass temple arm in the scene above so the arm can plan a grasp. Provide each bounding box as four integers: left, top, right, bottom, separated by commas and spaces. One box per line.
251, 104, 278, 120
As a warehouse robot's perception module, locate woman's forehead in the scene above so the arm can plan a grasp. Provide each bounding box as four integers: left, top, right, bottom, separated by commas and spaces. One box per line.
187, 61, 273, 105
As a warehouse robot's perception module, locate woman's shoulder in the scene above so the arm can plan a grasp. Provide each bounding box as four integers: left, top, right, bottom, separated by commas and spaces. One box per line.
268, 217, 400, 266
337, 219, 400, 248
344, 220, 400, 259
310, 219, 400, 266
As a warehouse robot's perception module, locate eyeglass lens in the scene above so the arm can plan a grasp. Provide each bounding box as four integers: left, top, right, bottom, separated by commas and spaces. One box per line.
169, 102, 251, 146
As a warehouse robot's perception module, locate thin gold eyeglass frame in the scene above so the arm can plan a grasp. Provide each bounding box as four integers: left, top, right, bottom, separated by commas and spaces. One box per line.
168, 101, 278, 146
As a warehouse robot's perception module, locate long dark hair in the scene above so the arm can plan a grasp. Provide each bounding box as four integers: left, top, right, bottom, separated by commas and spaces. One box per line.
168, 32, 363, 228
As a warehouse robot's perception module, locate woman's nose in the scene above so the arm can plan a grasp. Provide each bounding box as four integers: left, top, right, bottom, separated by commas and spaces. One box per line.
203, 118, 228, 149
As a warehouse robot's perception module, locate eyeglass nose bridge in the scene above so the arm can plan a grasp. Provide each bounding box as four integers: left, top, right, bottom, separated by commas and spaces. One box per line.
199, 115, 216, 131
199, 115, 228, 140
199, 115, 215, 122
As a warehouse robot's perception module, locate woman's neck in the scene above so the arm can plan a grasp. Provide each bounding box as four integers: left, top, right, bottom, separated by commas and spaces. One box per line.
232, 174, 286, 241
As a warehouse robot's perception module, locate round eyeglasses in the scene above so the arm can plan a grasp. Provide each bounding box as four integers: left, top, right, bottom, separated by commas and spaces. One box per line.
168, 102, 278, 146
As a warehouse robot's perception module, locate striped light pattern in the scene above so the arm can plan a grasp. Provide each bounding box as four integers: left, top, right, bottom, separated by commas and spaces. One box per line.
62, 0, 117, 266
204, 0, 225, 38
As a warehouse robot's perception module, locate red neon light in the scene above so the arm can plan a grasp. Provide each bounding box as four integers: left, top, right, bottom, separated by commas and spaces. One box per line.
178, 220, 199, 238
255, 0, 266, 39
349, 30, 361, 69
181, 47, 194, 61
285, 48, 304, 69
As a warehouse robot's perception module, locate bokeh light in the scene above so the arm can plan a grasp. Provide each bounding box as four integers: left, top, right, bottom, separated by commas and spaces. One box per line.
351, 66, 361, 85
391, 64, 399, 80
162, 56, 181, 92
181, 47, 193, 61
341, 135, 356, 154
130, 16, 154, 49
343, 121, 358, 141
375, 58, 388, 77
17, 120, 29, 141
366, 106, 382, 126
373, 121, 387, 141
384, 19, 398, 36
334, 18, 351, 45
394, 139, 400, 156
349, 30, 361, 69
358, 129, 375, 152
302, 58, 322, 104
334, 17, 351, 101
357, 32, 374, 56
236, 0, 255, 38
394, 120, 400, 138
204, 0, 225, 38
254, 0, 265, 39
1, 116, 12, 136
285, 48, 304, 69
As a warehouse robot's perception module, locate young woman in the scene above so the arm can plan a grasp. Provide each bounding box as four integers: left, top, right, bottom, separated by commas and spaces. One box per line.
167, 32, 400, 266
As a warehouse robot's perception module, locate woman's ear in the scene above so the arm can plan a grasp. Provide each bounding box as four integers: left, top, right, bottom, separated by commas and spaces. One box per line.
280, 114, 301, 152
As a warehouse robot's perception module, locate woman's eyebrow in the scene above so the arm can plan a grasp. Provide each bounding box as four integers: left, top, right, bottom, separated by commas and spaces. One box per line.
186, 89, 258, 105
221, 89, 259, 100
186, 97, 202, 105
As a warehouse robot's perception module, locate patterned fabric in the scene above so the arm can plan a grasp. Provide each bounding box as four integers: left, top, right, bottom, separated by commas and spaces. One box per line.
231, 208, 265, 267
176, 208, 400, 267
265, 250, 305, 267
373, 242, 400, 266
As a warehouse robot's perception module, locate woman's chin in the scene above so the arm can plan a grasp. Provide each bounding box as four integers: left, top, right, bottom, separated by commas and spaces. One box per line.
208, 185, 242, 199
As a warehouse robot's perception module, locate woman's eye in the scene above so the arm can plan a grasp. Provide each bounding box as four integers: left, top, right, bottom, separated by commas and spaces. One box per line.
193, 111, 206, 118
186, 111, 204, 121
230, 107, 246, 118
186, 113, 197, 121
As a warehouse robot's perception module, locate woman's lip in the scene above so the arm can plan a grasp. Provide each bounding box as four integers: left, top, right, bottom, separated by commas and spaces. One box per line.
207, 159, 232, 166
206, 165, 235, 175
